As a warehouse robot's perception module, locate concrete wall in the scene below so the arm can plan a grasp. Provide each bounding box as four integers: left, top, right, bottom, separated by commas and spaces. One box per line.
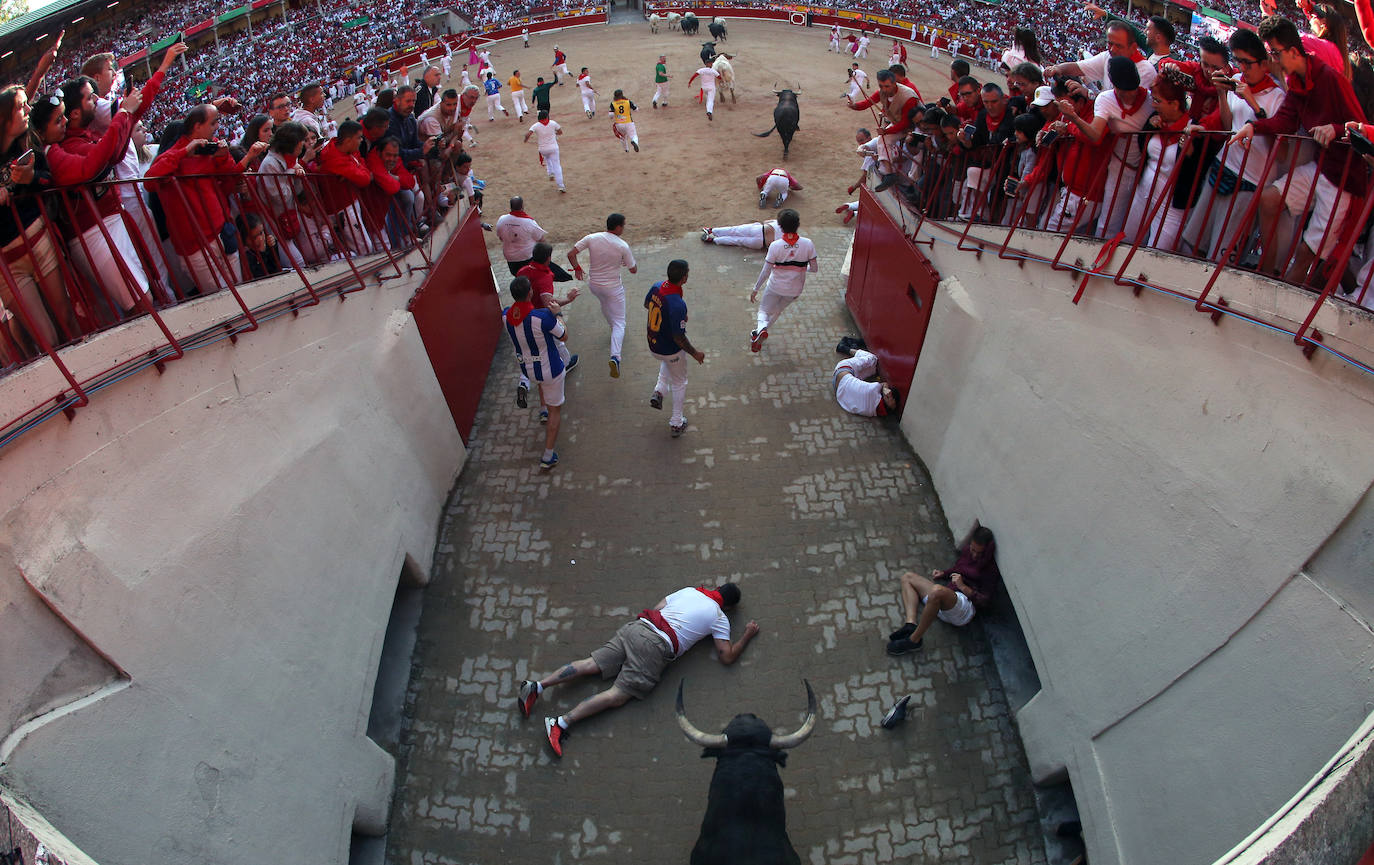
0, 264, 466, 863
902, 225, 1374, 865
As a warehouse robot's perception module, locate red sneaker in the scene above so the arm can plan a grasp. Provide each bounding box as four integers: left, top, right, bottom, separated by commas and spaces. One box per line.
517, 680, 540, 717
544, 717, 567, 757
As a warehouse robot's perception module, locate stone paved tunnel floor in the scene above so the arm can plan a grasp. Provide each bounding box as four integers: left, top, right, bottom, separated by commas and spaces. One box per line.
385, 227, 1045, 865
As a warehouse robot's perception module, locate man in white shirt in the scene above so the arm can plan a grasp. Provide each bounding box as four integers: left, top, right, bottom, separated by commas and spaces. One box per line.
750, 208, 818, 352
576, 67, 597, 118
567, 212, 637, 377
687, 64, 721, 120
1044, 21, 1157, 92
291, 82, 326, 136
523, 110, 565, 192
516, 583, 758, 758
495, 196, 562, 275
833, 346, 901, 417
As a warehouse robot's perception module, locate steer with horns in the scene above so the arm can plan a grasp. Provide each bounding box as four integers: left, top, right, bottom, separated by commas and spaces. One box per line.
676, 680, 817, 865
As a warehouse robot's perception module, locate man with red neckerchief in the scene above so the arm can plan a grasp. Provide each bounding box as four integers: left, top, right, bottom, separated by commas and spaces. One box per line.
645, 258, 704, 438
516, 583, 759, 757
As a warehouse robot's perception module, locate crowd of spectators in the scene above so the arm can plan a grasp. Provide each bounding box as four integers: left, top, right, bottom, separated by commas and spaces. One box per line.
1, 0, 1372, 372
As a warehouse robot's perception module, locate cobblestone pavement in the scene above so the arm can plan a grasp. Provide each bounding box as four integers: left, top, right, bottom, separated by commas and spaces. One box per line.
385, 227, 1046, 865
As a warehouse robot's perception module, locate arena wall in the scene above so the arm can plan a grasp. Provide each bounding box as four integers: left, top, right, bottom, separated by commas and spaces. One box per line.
0, 238, 472, 862
884, 217, 1374, 865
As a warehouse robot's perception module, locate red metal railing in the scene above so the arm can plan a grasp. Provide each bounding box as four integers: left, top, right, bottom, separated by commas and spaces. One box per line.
0, 170, 446, 450
865, 129, 1374, 372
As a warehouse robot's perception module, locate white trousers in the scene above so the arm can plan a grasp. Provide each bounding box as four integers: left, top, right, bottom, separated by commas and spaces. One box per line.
589, 282, 625, 357
756, 288, 798, 333
653, 82, 669, 105
486, 93, 505, 119
581, 92, 596, 114
615, 122, 639, 151
652, 349, 689, 426
512, 91, 529, 117
702, 87, 716, 113
1099, 161, 1139, 238
711, 222, 769, 248
69, 212, 149, 312
540, 148, 564, 190
761, 173, 790, 204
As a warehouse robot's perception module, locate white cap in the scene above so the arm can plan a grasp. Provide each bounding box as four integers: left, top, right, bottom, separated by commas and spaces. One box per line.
1031, 85, 1055, 107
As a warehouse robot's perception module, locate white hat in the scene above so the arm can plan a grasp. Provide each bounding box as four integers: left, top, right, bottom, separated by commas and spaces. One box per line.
1031, 85, 1055, 107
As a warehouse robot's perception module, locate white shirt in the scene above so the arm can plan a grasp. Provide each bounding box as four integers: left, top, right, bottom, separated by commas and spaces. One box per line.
835, 351, 884, 416
656, 588, 732, 655
495, 213, 547, 261
577, 74, 594, 96
290, 107, 322, 136
693, 67, 720, 89
1093, 88, 1152, 162
1077, 50, 1157, 92
756, 235, 818, 296
1220, 79, 1286, 186
572, 231, 635, 289
527, 119, 561, 150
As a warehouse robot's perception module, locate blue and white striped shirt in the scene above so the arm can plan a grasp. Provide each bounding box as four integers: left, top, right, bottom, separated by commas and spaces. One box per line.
504, 305, 566, 381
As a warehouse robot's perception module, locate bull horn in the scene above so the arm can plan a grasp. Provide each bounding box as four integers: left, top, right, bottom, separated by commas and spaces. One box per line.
768, 680, 818, 750
676, 680, 728, 749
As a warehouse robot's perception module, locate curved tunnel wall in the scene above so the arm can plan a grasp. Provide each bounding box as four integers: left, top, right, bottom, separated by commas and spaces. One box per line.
894, 224, 1374, 865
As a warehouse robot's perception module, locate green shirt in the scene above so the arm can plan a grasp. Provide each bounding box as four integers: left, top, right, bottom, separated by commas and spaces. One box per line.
532, 81, 555, 109
655, 62, 668, 84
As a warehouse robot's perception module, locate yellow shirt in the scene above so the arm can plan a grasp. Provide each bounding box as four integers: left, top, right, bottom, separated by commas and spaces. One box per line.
508, 75, 524, 93
611, 98, 633, 124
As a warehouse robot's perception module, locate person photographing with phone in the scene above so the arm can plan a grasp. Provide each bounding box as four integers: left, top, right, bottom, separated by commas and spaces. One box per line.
0, 85, 75, 362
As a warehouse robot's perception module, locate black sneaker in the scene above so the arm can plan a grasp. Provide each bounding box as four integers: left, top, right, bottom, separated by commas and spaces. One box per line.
649, 391, 663, 410
517, 382, 528, 409
671, 418, 688, 437
565, 354, 579, 373
632, 140, 639, 152
539, 409, 549, 424
888, 622, 917, 641
886, 637, 923, 656
880, 695, 912, 729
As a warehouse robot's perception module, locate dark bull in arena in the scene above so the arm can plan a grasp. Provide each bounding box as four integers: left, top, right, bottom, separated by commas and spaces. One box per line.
682, 14, 700, 34
708, 20, 728, 40
754, 88, 802, 160
676, 680, 818, 865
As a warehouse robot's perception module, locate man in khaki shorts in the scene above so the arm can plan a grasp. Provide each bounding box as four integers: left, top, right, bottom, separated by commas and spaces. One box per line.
517, 583, 759, 757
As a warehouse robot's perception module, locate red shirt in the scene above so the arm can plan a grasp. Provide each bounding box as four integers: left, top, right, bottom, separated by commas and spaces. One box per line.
1252, 55, 1367, 195
517, 260, 555, 308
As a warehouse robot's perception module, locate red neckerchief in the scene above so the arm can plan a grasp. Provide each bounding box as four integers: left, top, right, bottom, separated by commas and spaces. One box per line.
1128, 46, 1146, 63
505, 300, 534, 326
1158, 113, 1190, 133
508, 209, 532, 219
782, 232, 800, 245
283, 153, 298, 168
538, 118, 551, 126
1247, 74, 1279, 94
1115, 88, 1148, 118
657, 280, 683, 296
695, 587, 724, 605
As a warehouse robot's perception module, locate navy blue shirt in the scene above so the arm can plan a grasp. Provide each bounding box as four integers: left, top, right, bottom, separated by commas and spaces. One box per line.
645, 280, 688, 356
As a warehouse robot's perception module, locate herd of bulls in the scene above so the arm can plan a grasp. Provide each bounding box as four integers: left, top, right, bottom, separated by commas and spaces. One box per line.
645, 14, 803, 160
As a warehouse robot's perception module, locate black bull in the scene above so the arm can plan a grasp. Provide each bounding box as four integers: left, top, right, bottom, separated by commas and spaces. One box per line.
708, 21, 728, 40
754, 90, 801, 159
676, 680, 818, 865
682, 15, 700, 34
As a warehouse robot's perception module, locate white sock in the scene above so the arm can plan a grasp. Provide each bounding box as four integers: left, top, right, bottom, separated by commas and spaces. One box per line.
556, 716, 569, 730
543, 448, 554, 460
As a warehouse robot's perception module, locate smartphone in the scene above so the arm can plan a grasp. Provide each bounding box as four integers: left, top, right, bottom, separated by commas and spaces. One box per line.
1213, 75, 1237, 90
1040, 129, 1060, 147
938, 96, 951, 107
196, 142, 220, 155
1003, 177, 1020, 196
16, 149, 33, 165
1351, 130, 1374, 158
963, 124, 977, 138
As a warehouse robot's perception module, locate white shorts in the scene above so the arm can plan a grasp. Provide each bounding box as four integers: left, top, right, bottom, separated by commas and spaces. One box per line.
1276, 161, 1356, 258
931, 589, 975, 627
538, 371, 566, 407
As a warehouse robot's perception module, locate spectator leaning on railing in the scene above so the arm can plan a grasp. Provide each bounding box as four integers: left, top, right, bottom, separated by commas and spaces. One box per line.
0, 86, 74, 361
1233, 15, 1368, 284
145, 102, 248, 294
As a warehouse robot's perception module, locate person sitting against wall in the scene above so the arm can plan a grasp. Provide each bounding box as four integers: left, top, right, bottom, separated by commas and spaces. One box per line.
887, 524, 1001, 655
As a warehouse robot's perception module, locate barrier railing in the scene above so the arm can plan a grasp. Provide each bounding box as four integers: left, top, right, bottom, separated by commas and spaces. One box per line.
863, 128, 1374, 372
0, 168, 445, 450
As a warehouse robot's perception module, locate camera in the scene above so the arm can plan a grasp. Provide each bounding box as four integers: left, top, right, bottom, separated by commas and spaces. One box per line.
1350, 130, 1374, 158
195, 142, 220, 155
